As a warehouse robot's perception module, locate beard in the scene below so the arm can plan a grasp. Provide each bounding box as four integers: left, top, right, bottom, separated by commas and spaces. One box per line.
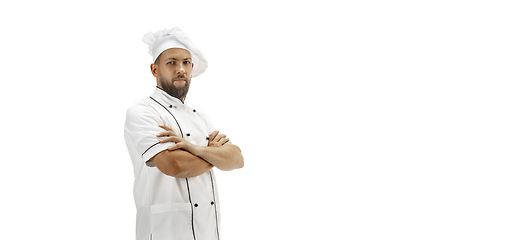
159, 74, 191, 101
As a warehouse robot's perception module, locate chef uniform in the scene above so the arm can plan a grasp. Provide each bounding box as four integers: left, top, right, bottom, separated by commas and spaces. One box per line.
124, 27, 220, 240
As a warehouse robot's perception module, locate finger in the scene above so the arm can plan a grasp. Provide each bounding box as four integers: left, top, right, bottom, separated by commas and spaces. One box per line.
209, 130, 220, 141
214, 134, 227, 142
157, 130, 177, 137
167, 143, 184, 151
159, 136, 183, 143
221, 138, 230, 145
159, 125, 174, 131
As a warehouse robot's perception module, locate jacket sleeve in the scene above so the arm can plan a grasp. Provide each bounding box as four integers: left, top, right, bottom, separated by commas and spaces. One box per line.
124, 103, 174, 166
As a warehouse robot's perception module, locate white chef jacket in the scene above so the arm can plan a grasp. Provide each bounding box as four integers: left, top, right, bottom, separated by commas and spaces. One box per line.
124, 87, 220, 240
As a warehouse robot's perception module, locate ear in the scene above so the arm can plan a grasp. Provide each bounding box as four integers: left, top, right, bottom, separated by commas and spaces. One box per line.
150, 63, 158, 78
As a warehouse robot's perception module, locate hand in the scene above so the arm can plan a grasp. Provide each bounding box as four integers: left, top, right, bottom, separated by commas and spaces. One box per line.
208, 130, 230, 147
157, 125, 193, 151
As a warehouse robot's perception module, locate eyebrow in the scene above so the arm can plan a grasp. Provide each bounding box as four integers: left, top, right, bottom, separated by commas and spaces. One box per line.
166, 57, 192, 61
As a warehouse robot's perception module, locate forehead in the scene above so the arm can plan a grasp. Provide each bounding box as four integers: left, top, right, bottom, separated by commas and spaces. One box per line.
160, 48, 192, 59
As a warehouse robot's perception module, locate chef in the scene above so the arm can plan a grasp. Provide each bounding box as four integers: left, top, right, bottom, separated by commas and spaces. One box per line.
124, 26, 244, 240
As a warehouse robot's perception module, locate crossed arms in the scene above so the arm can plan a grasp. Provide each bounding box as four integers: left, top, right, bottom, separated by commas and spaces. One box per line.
150, 125, 244, 178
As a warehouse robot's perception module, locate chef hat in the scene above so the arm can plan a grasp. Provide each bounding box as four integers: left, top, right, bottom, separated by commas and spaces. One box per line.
142, 26, 208, 78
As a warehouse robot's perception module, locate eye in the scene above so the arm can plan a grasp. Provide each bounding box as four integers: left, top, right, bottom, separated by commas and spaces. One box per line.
184, 61, 191, 64
167, 61, 175, 65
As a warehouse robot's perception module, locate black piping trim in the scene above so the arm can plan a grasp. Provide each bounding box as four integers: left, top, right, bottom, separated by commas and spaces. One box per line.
186, 178, 197, 240
149, 97, 184, 137
149, 97, 198, 240
209, 171, 220, 240
142, 142, 160, 157
151, 96, 195, 239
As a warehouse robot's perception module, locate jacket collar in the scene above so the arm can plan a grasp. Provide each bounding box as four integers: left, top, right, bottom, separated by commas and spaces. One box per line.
152, 87, 187, 109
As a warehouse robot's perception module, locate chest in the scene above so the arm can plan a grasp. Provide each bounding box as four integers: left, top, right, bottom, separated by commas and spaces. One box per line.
158, 106, 210, 147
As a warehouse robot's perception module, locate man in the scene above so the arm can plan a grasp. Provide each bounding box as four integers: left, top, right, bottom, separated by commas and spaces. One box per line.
124, 26, 244, 240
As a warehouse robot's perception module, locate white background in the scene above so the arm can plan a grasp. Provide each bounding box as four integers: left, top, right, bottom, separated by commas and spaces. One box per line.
1, 0, 530, 239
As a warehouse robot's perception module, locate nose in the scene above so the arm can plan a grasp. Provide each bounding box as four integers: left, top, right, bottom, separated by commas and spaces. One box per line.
176, 63, 186, 75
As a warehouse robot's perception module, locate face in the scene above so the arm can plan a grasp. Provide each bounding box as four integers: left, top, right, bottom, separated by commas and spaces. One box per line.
151, 48, 194, 101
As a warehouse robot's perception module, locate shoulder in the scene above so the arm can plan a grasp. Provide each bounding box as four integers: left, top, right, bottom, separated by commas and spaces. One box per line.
125, 98, 164, 127
126, 98, 157, 118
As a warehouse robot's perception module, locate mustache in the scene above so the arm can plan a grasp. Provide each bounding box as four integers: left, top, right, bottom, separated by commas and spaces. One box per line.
172, 74, 187, 81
